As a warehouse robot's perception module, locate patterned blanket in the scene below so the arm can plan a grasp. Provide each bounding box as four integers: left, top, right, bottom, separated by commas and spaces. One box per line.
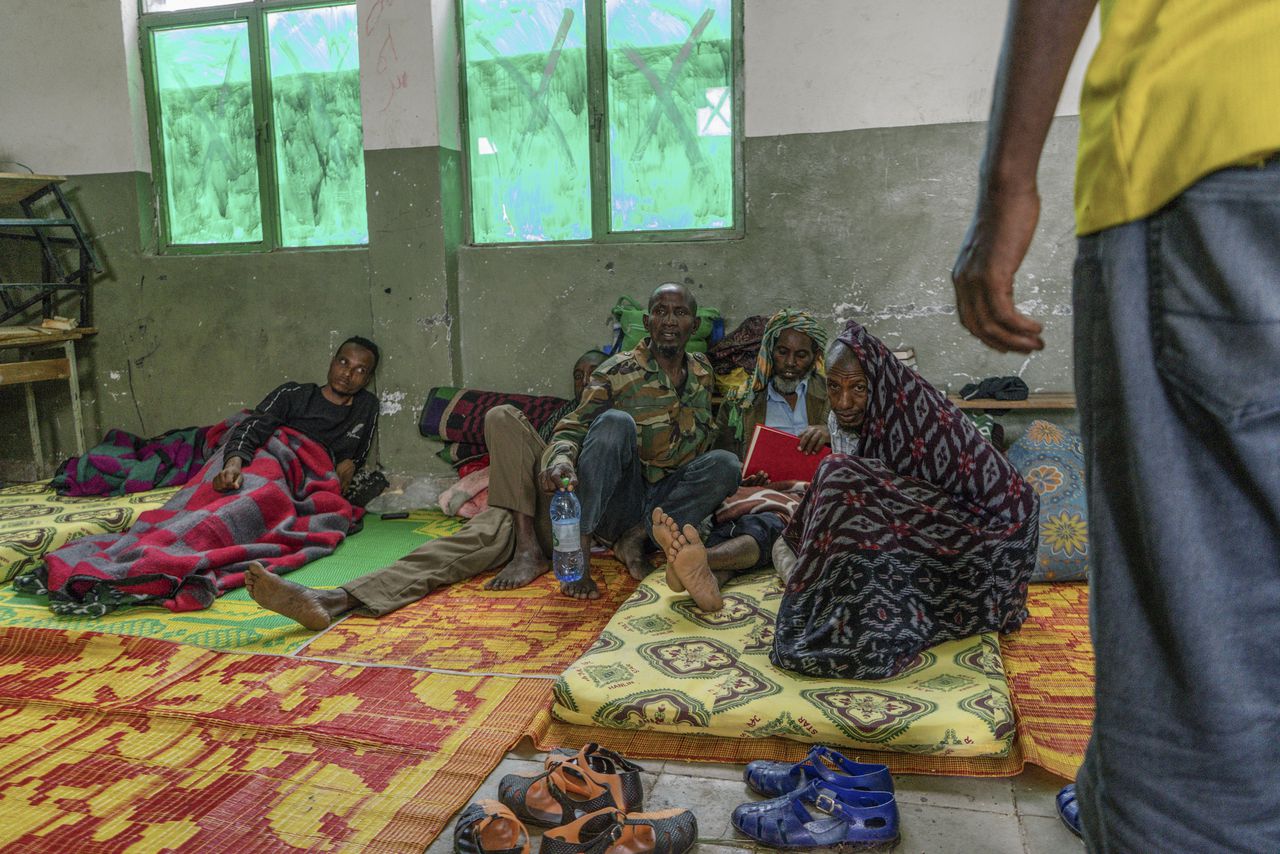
50, 421, 229, 497
419, 386, 573, 468
14, 427, 359, 615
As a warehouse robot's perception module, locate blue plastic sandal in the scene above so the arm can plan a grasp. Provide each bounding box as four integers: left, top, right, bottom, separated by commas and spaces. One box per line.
1056, 784, 1083, 839
732, 779, 899, 850
744, 745, 894, 798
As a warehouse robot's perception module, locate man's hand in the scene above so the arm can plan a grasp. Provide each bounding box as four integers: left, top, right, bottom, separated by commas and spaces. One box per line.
212, 457, 244, 492
742, 470, 769, 487
797, 424, 831, 455
539, 461, 577, 494
336, 459, 355, 492
951, 184, 1046, 354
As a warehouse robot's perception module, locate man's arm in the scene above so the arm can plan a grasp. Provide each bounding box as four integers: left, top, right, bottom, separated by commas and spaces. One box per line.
538, 380, 614, 492
951, 0, 1097, 354
213, 383, 301, 492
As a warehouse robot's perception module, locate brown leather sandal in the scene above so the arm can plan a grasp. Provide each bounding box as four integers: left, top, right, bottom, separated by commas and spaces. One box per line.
498, 743, 645, 827
453, 799, 530, 854
541, 807, 698, 854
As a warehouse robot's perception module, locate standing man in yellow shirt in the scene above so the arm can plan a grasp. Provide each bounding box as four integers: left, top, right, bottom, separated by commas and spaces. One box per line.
953, 2, 1280, 851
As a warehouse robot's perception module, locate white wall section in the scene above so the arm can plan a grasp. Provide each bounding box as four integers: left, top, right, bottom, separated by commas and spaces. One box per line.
743, 0, 1100, 137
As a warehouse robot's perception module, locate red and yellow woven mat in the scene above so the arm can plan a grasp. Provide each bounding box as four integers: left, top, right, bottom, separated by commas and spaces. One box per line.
1000, 582, 1095, 779
301, 556, 640, 675
0, 626, 550, 853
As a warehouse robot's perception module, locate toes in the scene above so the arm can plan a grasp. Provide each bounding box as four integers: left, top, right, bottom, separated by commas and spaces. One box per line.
681, 524, 701, 544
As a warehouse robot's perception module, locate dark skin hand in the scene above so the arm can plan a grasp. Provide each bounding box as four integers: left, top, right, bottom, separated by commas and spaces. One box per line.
951, 0, 1097, 353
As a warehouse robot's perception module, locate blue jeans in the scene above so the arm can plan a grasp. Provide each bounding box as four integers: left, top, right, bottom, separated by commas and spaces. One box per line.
1073, 157, 1280, 853
575, 410, 740, 544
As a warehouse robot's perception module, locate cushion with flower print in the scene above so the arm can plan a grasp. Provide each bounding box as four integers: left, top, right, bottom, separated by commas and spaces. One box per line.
1008, 420, 1088, 582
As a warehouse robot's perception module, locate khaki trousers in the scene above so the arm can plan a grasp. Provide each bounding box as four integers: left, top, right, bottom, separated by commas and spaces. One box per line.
342, 405, 551, 616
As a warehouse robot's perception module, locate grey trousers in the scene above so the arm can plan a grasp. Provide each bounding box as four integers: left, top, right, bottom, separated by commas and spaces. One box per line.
343, 405, 548, 616
1073, 157, 1280, 853
575, 409, 741, 544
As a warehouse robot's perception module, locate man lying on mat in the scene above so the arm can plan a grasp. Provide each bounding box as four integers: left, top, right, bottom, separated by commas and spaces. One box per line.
17, 336, 381, 616
244, 349, 609, 630
537, 282, 741, 600
651, 308, 833, 612
214, 336, 380, 494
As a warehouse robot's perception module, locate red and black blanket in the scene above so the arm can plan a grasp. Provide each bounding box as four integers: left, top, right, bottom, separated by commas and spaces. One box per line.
13, 426, 359, 615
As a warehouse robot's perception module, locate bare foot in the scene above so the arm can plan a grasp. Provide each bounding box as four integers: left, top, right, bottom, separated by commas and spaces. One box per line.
649, 508, 685, 592
245, 562, 350, 631
561, 574, 601, 600
670, 525, 724, 612
614, 523, 653, 581
486, 547, 549, 590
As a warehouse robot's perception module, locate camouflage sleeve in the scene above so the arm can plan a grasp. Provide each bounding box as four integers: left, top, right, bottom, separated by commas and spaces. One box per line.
540, 380, 615, 473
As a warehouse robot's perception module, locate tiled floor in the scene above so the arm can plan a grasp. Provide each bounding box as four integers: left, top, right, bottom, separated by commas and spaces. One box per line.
426, 744, 1082, 854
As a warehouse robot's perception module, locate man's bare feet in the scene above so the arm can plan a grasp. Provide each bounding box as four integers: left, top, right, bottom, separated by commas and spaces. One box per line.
486, 547, 549, 590
650, 507, 685, 592
561, 574, 601, 600
669, 524, 724, 611
613, 522, 653, 581
245, 561, 351, 631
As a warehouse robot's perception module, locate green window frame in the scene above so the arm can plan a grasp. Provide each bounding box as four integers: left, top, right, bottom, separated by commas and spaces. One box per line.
458, 0, 744, 246
139, 0, 369, 253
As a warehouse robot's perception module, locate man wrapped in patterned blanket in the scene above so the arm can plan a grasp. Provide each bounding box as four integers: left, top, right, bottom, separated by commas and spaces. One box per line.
14, 337, 380, 615
768, 320, 1038, 680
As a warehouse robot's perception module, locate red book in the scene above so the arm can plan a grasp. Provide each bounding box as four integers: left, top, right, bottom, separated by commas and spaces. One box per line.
742, 424, 832, 483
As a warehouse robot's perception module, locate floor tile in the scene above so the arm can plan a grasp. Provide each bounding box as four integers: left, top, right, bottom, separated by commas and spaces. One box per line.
1021, 813, 1086, 854
896, 802, 1024, 854
662, 759, 749, 783
644, 773, 762, 841
1012, 766, 1072, 818
893, 773, 1016, 815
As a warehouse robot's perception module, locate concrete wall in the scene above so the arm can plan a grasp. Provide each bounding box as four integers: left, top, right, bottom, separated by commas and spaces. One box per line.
0, 0, 1094, 479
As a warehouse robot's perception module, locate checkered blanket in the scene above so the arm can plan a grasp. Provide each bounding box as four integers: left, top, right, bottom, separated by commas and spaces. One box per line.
419, 386, 573, 468
13, 427, 359, 615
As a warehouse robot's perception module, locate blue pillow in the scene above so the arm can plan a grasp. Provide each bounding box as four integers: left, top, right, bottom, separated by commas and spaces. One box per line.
1007, 420, 1088, 582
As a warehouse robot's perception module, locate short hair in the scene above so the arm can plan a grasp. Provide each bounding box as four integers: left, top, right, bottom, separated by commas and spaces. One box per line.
578, 349, 608, 364
647, 282, 698, 315
339, 335, 380, 370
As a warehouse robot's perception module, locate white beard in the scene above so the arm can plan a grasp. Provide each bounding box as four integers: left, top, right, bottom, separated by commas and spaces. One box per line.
771, 376, 800, 395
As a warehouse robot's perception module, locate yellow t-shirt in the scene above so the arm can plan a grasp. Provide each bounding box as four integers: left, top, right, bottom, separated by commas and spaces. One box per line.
1075, 0, 1280, 235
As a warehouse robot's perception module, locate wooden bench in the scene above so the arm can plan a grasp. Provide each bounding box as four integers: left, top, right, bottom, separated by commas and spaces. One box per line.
0, 326, 96, 475
947, 392, 1076, 410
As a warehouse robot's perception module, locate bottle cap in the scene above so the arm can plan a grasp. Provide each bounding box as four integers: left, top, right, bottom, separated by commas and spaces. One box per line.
560, 477, 571, 488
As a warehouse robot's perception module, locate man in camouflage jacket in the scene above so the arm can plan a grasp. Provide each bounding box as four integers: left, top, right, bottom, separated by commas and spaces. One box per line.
539, 283, 741, 599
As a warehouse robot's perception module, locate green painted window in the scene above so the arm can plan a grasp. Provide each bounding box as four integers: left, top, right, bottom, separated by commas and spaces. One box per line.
460, 0, 742, 245
141, 2, 368, 251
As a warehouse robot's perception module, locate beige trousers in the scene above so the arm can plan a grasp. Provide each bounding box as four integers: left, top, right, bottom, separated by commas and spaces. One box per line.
342, 405, 552, 616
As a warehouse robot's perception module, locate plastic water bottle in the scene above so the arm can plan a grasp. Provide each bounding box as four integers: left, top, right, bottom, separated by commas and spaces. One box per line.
550, 478, 585, 583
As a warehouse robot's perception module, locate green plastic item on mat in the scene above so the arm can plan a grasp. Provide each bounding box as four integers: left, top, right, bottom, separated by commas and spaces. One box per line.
611, 295, 720, 353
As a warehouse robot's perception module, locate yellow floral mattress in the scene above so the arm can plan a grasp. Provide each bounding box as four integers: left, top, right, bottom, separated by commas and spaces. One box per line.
0, 482, 178, 583
552, 570, 1016, 757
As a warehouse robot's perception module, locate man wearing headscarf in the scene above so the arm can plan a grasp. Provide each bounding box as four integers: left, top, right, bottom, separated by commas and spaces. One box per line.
717, 309, 831, 460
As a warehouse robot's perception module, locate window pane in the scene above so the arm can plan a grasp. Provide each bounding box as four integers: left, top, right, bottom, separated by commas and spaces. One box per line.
463, 0, 591, 243
267, 5, 369, 247
153, 23, 262, 244
605, 0, 734, 232
144, 0, 235, 11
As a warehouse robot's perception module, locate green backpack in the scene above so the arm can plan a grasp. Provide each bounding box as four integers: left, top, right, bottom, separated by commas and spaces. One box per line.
610, 295, 722, 354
